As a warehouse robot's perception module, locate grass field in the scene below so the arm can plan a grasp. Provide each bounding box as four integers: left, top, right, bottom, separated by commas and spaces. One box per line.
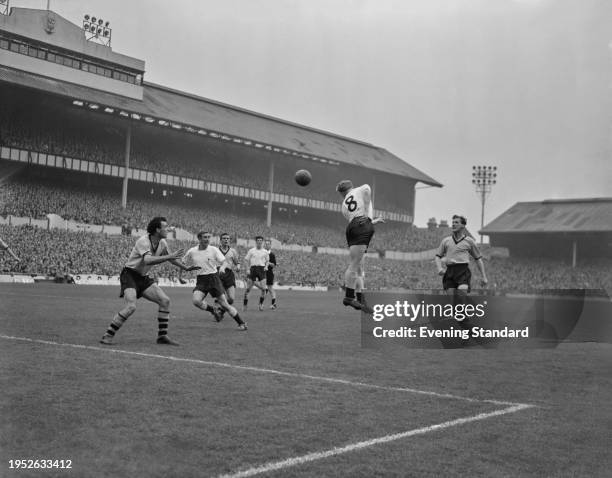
1, 283, 611, 477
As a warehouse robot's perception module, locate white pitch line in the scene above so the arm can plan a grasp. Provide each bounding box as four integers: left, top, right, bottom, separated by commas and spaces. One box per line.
0, 334, 525, 406
217, 403, 534, 478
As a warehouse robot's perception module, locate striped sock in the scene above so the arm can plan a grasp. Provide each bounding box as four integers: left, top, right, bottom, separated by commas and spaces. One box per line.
105, 313, 128, 337
157, 310, 170, 338
230, 311, 245, 326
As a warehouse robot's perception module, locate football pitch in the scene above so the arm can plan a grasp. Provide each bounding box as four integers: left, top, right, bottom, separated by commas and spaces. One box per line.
1, 284, 611, 477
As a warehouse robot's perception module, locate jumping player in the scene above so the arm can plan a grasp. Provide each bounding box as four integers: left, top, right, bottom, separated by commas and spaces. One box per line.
336, 180, 384, 311
243, 236, 269, 311
100, 217, 198, 346
181, 231, 247, 330
264, 238, 277, 309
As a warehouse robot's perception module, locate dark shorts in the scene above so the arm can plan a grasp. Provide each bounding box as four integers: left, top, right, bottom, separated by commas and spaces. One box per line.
346, 216, 375, 247
443, 263, 472, 292
119, 267, 156, 299
219, 269, 236, 289
194, 273, 225, 298
266, 269, 274, 286
249, 266, 266, 282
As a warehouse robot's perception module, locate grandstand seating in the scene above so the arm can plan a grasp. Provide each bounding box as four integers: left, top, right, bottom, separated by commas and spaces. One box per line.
0, 101, 411, 214
0, 176, 447, 251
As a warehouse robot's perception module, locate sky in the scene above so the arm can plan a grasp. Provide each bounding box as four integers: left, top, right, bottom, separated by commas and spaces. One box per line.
11, 0, 612, 228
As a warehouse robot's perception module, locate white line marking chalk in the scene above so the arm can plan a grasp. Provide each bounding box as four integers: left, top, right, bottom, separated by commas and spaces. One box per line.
217, 404, 534, 478
0, 334, 535, 476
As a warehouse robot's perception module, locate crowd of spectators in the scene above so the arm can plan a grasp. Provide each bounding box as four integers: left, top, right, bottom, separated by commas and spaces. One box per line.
1, 225, 611, 294
0, 99, 413, 214
0, 177, 446, 251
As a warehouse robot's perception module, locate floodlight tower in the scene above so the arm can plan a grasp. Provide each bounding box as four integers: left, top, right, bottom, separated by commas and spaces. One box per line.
472, 165, 497, 244
82, 14, 112, 47
0, 0, 9, 16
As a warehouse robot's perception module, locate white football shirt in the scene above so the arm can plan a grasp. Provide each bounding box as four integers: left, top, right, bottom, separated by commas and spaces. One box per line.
341, 184, 374, 222
245, 247, 269, 267
183, 245, 226, 275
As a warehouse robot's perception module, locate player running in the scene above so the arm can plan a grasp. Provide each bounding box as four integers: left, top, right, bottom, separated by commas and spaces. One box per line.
264, 238, 277, 309
218, 232, 241, 306
100, 217, 199, 346
243, 236, 269, 311
180, 231, 247, 330
336, 180, 384, 311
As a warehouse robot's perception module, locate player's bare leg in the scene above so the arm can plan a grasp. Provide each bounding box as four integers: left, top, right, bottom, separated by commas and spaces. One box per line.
217, 294, 247, 330
215, 285, 236, 320
343, 245, 367, 310
267, 285, 277, 309
193, 290, 223, 321
258, 281, 266, 310
141, 284, 179, 345
101, 288, 138, 345
225, 286, 236, 305
243, 279, 254, 310
355, 271, 365, 305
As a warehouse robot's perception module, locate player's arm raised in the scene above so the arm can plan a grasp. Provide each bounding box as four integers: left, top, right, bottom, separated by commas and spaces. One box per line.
363, 185, 384, 225
177, 249, 198, 283
146, 243, 196, 270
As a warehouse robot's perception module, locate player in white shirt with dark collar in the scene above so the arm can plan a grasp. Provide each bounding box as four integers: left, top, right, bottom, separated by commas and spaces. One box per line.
181, 231, 247, 330
100, 216, 198, 346
336, 180, 385, 311
242, 236, 269, 311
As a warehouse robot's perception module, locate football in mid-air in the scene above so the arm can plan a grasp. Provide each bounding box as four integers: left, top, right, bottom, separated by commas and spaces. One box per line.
294, 169, 312, 186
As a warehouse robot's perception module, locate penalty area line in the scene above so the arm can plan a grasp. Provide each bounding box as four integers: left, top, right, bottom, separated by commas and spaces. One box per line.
217, 403, 534, 478
0, 334, 529, 407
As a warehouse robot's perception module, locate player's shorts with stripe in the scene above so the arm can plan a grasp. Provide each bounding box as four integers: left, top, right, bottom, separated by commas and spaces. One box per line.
119, 267, 156, 298
266, 269, 274, 286
194, 273, 225, 298
443, 263, 472, 292
346, 216, 375, 247
219, 269, 236, 289
249, 266, 266, 282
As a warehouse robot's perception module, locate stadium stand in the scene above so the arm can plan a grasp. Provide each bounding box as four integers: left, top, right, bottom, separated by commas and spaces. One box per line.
0, 174, 448, 251
0, 100, 414, 215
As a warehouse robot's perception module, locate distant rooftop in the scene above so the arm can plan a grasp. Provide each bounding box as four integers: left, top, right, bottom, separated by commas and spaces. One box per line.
481, 198, 612, 234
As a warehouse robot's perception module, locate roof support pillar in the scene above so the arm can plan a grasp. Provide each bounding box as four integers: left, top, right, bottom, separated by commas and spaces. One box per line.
572, 238, 577, 268
266, 159, 274, 228
121, 122, 131, 209
371, 173, 376, 205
